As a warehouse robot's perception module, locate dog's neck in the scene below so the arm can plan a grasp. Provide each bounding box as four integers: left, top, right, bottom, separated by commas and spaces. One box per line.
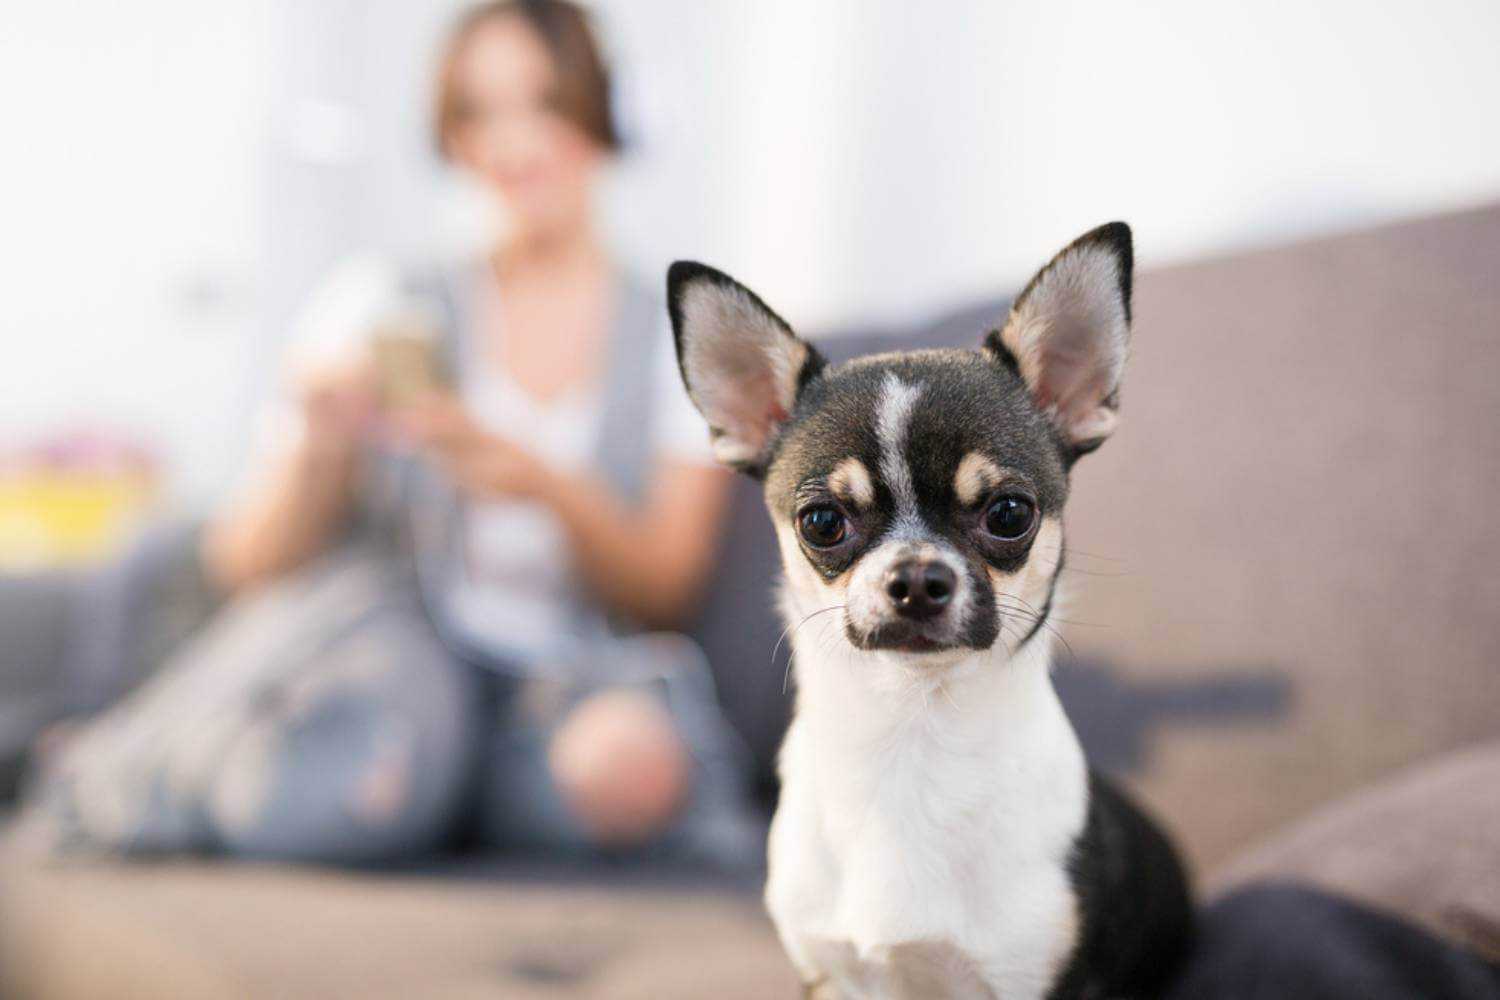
784, 591, 1085, 841
794, 631, 1058, 737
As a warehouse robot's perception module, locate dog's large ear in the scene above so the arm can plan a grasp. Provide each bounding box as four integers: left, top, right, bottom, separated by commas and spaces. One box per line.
985, 222, 1133, 459
667, 262, 825, 477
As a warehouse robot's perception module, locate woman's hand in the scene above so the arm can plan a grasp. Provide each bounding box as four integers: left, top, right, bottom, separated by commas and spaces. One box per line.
294, 351, 379, 451
395, 394, 730, 625
395, 394, 553, 501
206, 350, 375, 595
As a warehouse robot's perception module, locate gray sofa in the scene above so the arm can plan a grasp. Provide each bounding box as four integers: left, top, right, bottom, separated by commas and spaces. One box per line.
3, 205, 1498, 998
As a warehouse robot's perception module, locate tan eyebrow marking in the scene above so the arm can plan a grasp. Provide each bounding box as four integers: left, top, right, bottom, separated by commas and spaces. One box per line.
954, 451, 1002, 506
828, 457, 875, 509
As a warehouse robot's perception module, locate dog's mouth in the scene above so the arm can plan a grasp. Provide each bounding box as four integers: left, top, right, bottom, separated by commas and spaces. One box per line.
848, 620, 963, 655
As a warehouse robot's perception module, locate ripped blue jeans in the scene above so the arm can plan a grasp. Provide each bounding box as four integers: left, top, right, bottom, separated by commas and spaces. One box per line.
16, 548, 760, 870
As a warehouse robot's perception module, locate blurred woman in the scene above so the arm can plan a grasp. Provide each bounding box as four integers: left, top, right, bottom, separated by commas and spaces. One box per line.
21, 0, 754, 866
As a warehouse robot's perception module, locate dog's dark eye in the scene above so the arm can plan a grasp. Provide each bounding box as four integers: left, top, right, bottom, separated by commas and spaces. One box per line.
798, 506, 847, 548
984, 496, 1035, 540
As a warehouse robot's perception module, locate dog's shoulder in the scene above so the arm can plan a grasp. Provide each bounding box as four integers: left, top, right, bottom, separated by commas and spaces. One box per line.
1049, 769, 1195, 999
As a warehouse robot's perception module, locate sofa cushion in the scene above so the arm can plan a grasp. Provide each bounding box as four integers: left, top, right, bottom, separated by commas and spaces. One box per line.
0, 853, 796, 1000
1209, 740, 1500, 961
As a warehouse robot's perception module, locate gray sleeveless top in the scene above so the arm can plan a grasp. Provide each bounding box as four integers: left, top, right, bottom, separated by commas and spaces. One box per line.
389, 258, 668, 665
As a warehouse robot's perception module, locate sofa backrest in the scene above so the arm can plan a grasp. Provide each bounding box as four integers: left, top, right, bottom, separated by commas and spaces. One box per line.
1063, 204, 1500, 869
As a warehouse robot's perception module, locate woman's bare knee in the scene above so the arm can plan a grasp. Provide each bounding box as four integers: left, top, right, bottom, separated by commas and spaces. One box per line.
547, 689, 690, 846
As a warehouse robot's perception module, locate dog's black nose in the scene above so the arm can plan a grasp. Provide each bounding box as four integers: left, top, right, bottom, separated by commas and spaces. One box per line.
885, 560, 956, 620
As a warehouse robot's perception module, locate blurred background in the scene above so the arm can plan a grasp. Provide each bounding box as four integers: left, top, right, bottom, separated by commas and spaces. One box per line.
2, 2, 1499, 998
4, 0, 1499, 513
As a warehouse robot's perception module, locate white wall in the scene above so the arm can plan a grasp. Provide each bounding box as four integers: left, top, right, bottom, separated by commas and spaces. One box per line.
0, 1, 270, 502
4, 0, 1499, 504
596, 0, 1500, 328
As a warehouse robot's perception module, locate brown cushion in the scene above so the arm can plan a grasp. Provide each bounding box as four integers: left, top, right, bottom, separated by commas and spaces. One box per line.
1208, 741, 1500, 960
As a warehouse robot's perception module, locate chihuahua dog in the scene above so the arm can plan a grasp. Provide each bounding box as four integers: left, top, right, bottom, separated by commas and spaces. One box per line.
668, 224, 1192, 999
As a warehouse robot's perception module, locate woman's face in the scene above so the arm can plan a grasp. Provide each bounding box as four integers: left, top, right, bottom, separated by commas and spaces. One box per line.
448, 15, 604, 239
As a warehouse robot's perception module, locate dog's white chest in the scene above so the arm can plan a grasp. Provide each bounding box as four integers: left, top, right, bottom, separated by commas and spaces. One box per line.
764, 657, 1089, 1000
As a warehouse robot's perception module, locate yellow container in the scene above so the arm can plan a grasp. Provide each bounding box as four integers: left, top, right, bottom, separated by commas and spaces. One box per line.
0, 472, 156, 572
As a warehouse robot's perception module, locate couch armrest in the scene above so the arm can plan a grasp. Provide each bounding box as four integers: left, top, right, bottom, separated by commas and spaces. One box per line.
61, 519, 219, 716
0, 570, 77, 798
0, 520, 219, 800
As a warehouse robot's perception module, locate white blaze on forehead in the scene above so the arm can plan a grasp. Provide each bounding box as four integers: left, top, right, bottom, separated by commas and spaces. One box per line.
953, 451, 1002, 507
876, 373, 923, 524
828, 457, 875, 509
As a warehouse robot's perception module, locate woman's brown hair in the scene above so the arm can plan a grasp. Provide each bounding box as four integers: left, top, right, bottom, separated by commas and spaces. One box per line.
434, 0, 621, 158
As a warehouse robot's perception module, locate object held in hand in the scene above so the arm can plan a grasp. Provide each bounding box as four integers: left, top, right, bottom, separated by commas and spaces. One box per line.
370, 310, 447, 408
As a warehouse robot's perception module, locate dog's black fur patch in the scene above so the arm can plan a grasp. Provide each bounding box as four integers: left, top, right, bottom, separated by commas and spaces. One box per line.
1049, 770, 1195, 999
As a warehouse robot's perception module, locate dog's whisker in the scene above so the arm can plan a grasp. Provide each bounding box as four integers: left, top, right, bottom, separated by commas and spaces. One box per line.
811, 616, 843, 670
1039, 620, 1075, 658
996, 597, 1106, 631
774, 605, 847, 695
997, 620, 1025, 656
1058, 565, 1133, 579
1035, 546, 1133, 576
1035, 544, 1126, 564
992, 596, 1076, 657
994, 594, 1044, 616
937, 682, 962, 714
